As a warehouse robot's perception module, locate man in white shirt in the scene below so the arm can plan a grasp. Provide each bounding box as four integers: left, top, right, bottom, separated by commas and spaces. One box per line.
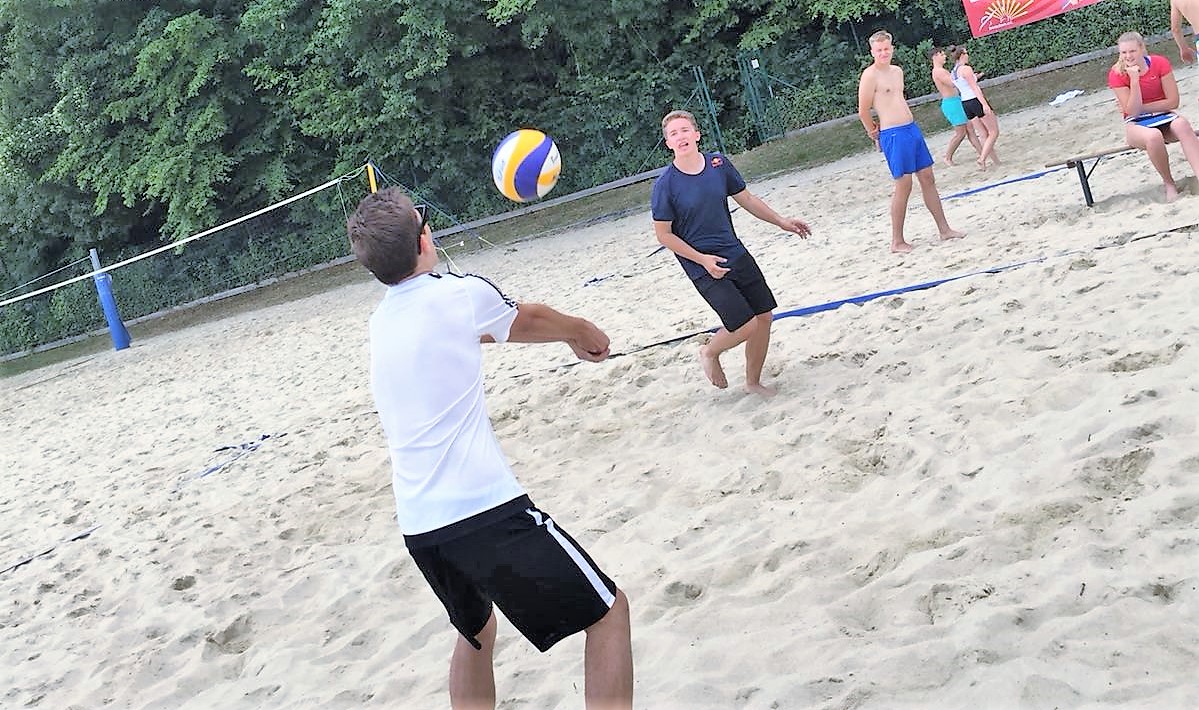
347, 188, 632, 709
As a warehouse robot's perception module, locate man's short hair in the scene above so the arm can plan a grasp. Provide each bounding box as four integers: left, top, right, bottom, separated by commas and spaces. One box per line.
346, 187, 423, 285
661, 109, 699, 133
869, 30, 892, 45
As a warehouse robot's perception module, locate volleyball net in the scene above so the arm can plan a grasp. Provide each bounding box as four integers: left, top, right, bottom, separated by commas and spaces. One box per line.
0, 147, 668, 359
0, 166, 373, 356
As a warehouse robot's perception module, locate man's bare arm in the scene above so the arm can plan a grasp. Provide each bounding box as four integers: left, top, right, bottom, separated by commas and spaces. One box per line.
857, 70, 879, 147
730, 190, 811, 237
1172, 2, 1197, 63
484, 303, 610, 361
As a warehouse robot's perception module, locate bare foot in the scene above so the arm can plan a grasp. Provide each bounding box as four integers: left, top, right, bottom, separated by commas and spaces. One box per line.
1165, 184, 1179, 203
939, 229, 965, 241
976, 157, 989, 170
891, 240, 914, 254
699, 345, 728, 389
943, 155, 955, 166
745, 383, 777, 397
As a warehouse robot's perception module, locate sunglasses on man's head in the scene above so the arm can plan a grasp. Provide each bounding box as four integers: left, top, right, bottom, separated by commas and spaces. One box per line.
412, 203, 429, 254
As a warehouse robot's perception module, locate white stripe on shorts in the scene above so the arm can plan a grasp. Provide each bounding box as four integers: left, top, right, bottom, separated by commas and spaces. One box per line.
526, 509, 616, 608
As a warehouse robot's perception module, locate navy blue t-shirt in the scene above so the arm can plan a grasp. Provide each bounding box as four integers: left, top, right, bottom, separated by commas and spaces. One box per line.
651, 152, 748, 280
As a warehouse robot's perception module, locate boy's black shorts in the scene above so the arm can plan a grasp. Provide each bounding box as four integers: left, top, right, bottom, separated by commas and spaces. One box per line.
405, 495, 617, 653
692, 252, 777, 331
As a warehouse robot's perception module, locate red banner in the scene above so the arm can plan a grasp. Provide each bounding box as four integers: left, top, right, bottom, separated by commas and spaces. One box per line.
962, 0, 1105, 38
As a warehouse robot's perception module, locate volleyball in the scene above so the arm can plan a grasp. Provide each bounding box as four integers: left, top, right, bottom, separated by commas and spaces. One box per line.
491, 129, 561, 203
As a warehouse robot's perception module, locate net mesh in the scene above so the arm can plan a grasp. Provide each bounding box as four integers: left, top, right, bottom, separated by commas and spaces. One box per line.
0, 168, 370, 356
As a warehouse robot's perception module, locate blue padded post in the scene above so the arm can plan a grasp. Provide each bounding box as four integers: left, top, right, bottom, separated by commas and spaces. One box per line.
90, 249, 131, 351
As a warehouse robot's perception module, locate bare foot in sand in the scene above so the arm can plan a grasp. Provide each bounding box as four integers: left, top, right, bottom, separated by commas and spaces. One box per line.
1165, 184, 1179, 203
943, 155, 955, 167
745, 383, 777, 397
939, 229, 965, 241
891, 240, 914, 254
699, 345, 728, 389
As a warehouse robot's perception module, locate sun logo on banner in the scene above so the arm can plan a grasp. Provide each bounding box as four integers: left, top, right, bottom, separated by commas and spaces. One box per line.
980, 0, 1036, 30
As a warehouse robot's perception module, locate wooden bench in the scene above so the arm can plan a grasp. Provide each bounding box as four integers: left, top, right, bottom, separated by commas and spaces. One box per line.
1047, 129, 1199, 207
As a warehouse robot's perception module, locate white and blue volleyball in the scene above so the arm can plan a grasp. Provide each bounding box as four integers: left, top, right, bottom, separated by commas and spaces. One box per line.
491, 129, 561, 203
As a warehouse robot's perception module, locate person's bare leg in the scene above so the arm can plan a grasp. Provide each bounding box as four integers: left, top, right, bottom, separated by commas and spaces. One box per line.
945, 126, 967, 165
1127, 125, 1179, 201
915, 167, 964, 241
971, 118, 992, 168
1168, 118, 1199, 183
978, 113, 1000, 167
584, 590, 633, 710
700, 318, 757, 389
890, 174, 915, 252
743, 312, 775, 397
449, 612, 497, 710
965, 123, 984, 158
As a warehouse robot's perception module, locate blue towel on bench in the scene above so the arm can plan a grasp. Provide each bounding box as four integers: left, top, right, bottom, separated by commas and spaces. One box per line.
1125, 112, 1178, 128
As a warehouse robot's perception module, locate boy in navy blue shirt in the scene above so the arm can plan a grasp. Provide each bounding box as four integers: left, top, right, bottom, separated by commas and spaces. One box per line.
651, 110, 811, 396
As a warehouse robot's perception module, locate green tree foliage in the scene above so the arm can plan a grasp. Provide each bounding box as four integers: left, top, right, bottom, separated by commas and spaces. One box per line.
239, 0, 712, 216
0, 0, 1172, 353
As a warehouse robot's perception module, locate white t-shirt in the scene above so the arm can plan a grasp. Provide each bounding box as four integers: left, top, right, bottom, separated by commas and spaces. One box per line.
368, 272, 524, 535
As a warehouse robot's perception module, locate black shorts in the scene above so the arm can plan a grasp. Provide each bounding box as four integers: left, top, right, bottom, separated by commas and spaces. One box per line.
962, 98, 986, 120
406, 496, 617, 653
692, 252, 777, 332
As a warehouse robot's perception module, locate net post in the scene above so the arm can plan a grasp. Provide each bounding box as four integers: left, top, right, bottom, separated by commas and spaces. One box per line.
366, 161, 378, 193
89, 248, 131, 351
692, 65, 726, 154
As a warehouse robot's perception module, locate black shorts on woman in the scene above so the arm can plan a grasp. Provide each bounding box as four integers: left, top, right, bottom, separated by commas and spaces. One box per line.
962, 97, 986, 120
692, 252, 777, 332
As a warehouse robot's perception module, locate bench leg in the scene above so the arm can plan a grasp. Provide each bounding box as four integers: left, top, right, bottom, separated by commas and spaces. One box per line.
1072, 160, 1095, 207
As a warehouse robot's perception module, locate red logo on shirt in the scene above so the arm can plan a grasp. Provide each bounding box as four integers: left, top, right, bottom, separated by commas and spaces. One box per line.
711, 156, 723, 167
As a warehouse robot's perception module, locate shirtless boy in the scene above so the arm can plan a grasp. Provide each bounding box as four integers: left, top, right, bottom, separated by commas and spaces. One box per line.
858, 30, 964, 253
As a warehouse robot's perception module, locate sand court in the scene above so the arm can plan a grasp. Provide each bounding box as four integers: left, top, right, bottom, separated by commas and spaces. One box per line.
2, 67, 1199, 708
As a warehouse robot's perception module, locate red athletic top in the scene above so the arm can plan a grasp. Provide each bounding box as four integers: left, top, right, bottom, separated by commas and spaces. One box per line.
1107, 54, 1172, 116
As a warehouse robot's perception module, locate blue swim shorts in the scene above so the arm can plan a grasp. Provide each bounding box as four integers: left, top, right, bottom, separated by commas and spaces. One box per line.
879, 122, 934, 179
940, 96, 968, 127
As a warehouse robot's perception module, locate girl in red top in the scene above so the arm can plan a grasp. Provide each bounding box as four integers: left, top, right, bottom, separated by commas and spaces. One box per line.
1108, 31, 1199, 202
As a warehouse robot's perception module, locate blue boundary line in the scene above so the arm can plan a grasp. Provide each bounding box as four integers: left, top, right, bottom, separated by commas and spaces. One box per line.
604, 253, 1062, 362
2, 525, 101, 576
943, 167, 1067, 201
773, 254, 1055, 321
518, 200, 1194, 375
